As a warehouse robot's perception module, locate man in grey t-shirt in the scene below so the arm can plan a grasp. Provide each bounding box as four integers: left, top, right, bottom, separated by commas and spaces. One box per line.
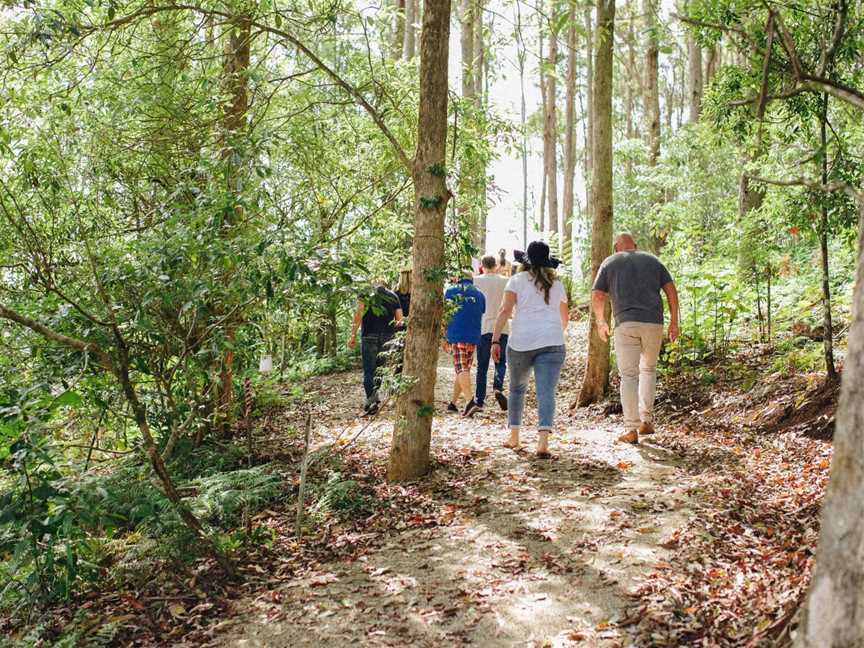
592, 233, 679, 444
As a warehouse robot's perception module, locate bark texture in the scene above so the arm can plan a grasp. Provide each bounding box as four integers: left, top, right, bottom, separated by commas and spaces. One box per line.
686, 32, 703, 122
393, 0, 406, 58
403, 0, 416, 60
388, 0, 451, 481
473, 0, 486, 251
797, 198, 864, 648
642, 0, 660, 165
578, 0, 615, 406
542, 0, 559, 241
217, 15, 251, 433
562, 0, 578, 264
583, 5, 594, 222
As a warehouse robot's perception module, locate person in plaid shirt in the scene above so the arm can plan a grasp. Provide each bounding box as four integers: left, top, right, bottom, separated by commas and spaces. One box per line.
443, 271, 485, 417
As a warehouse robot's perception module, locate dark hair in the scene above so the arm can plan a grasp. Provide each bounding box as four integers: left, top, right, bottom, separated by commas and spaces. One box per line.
481, 255, 497, 270
522, 264, 556, 304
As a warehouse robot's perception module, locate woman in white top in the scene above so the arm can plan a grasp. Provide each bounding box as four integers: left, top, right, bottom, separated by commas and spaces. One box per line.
491, 241, 569, 457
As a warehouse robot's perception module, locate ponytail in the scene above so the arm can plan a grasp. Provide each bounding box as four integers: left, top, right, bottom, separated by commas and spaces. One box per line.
522, 264, 556, 304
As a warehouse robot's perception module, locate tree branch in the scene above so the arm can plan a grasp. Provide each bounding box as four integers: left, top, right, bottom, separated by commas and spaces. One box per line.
0, 302, 114, 370
818, 0, 848, 77
745, 174, 863, 202
91, 3, 414, 173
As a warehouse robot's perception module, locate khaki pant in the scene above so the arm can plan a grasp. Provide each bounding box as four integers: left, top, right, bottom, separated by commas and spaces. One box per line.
614, 322, 664, 432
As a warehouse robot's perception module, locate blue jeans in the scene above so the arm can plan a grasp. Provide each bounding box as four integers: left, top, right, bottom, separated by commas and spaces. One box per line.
475, 333, 508, 406
507, 345, 566, 429
361, 334, 391, 400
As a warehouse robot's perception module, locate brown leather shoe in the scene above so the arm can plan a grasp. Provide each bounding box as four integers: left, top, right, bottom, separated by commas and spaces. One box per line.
617, 430, 639, 444
638, 421, 655, 435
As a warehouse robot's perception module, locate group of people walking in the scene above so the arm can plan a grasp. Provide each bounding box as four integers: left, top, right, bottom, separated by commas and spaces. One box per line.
349, 234, 679, 454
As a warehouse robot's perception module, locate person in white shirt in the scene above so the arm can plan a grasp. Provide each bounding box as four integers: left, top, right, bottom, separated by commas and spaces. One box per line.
490, 241, 569, 457
471, 255, 511, 415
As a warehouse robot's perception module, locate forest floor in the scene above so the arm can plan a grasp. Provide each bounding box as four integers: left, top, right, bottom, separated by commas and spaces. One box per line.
16, 322, 838, 647
183, 321, 834, 648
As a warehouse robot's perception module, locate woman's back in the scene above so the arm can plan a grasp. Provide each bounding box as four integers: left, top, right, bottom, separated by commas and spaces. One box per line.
506, 271, 566, 351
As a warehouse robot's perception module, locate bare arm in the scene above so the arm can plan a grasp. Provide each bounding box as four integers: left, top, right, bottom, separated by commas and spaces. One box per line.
348, 301, 363, 349
591, 290, 611, 342
559, 300, 569, 331
394, 308, 404, 326
491, 291, 516, 362
662, 281, 680, 341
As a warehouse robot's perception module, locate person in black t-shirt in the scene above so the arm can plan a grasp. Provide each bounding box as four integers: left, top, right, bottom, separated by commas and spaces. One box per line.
348, 286, 403, 414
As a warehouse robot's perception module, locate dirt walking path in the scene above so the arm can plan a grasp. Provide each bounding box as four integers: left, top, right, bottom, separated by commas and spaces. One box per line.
206, 324, 698, 648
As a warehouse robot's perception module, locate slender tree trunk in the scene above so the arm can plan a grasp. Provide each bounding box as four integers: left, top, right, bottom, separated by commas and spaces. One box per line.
665, 65, 675, 130
414, 0, 421, 45
584, 5, 594, 222
686, 32, 703, 122
539, 21, 547, 233
704, 44, 718, 86
643, 0, 663, 252
394, 0, 406, 57
543, 0, 559, 246
797, 196, 864, 648
819, 94, 838, 380
625, 5, 637, 140
217, 14, 251, 434
472, 0, 483, 97
643, 0, 660, 165
403, 0, 416, 59
473, 0, 486, 251
516, 0, 528, 248
578, 0, 615, 406
388, 0, 452, 481
562, 0, 578, 266
460, 0, 474, 98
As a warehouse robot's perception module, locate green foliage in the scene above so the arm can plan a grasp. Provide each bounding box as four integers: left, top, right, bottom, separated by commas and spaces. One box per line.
309, 471, 376, 521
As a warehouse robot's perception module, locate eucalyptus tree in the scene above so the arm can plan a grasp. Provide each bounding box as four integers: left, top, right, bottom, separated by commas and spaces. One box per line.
578, 0, 615, 406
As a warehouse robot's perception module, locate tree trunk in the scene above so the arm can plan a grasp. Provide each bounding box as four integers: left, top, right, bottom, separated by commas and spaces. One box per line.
473, 0, 486, 251
704, 44, 718, 86
625, 5, 637, 140
686, 32, 703, 122
643, 0, 660, 166
578, 0, 615, 407
643, 0, 663, 251
394, 0, 406, 58
403, 0, 416, 59
796, 196, 864, 647
460, 0, 474, 98
388, 0, 451, 482
562, 0, 578, 266
516, 0, 528, 248
217, 14, 251, 434
543, 0, 559, 245
539, 21, 547, 233
583, 5, 594, 223
819, 93, 838, 381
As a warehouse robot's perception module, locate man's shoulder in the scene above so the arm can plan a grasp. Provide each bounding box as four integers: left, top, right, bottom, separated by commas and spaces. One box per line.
605, 250, 661, 266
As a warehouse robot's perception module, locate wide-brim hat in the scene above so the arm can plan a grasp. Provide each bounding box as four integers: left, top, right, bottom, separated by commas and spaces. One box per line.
514, 241, 561, 269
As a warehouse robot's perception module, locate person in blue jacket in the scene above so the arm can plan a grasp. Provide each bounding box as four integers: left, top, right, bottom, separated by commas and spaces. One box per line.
444, 271, 485, 417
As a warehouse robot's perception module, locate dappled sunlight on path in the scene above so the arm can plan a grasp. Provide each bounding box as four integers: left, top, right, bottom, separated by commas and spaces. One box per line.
207, 324, 696, 647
